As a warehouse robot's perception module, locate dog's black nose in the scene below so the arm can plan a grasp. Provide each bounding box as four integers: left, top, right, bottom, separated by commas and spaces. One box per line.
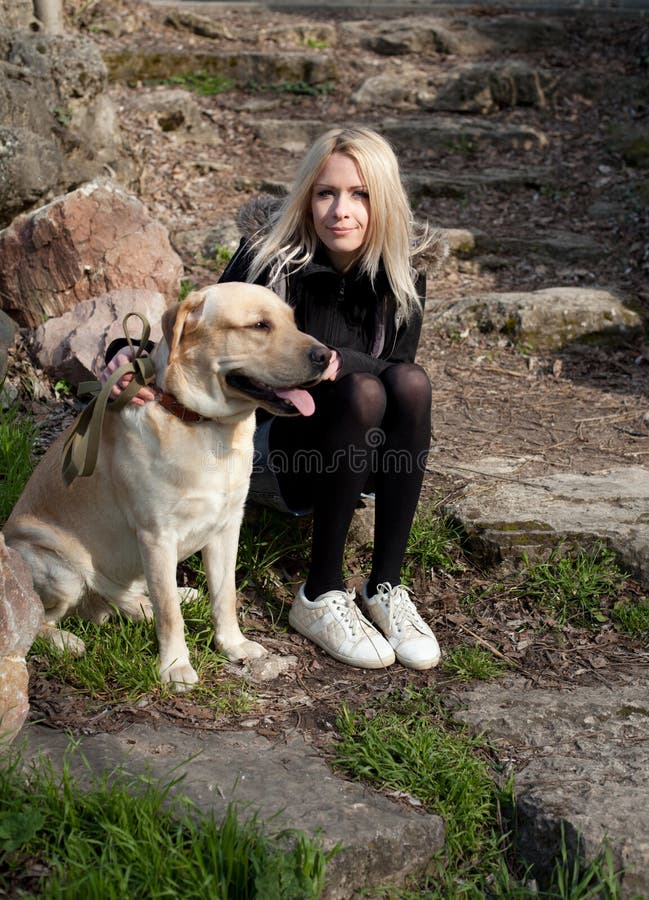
309, 345, 331, 369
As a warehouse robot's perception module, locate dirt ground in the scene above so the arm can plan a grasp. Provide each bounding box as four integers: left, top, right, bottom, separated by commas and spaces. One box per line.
24, 1, 649, 737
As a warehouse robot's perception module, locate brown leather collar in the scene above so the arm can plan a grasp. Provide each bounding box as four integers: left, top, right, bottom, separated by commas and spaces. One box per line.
154, 388, 206, 423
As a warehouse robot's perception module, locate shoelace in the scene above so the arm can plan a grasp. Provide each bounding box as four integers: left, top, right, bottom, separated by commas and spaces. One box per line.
332, 590, 367, 637
376, 583, 426, 635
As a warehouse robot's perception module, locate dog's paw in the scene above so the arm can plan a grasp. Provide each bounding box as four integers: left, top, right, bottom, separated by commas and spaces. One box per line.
160, 661, 199, 692
40, 625, 86, 657
221, 638, 268, 662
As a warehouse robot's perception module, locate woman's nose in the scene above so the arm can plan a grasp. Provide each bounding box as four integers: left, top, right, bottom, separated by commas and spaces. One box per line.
332, 195, 349, 219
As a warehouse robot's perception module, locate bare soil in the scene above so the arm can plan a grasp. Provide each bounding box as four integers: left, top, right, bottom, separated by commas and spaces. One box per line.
26, 1, 649, 737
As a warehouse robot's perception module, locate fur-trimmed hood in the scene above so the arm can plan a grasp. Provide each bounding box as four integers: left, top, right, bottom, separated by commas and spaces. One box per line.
236, 193, 283, 239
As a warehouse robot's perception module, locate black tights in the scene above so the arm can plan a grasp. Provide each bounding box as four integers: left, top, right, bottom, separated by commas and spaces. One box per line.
269, 363, 432, 599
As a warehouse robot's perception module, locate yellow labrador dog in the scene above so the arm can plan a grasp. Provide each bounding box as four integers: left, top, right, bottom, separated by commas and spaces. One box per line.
4, 283, 329, 690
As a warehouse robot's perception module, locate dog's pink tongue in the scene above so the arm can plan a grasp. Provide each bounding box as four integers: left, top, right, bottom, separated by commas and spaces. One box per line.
274, 388, 315, 416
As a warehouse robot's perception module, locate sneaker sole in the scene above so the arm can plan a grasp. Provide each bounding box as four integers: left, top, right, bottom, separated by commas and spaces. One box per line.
395, 651, 441, 671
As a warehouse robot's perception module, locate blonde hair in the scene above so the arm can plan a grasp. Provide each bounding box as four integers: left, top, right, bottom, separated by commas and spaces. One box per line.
247, 126, 428, 321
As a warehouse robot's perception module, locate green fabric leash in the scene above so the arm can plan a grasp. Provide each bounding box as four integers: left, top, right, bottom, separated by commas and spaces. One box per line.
61, 313, 157, 487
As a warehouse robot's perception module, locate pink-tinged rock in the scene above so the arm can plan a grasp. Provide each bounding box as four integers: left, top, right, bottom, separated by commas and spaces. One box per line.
32, 288, 169, 386
0, 656, 31, 741
0, 179, 184, 328
0, 534, 43, 741
0, 534, 43, 658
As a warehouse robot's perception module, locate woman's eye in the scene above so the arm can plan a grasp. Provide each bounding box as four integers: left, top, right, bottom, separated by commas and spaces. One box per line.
355, 190, 369, 199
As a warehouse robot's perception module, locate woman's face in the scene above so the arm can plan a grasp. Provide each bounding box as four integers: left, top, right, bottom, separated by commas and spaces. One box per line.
311, 152, 370, 272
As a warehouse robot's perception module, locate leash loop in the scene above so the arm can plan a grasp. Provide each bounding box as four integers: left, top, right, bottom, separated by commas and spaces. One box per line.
123, 312, 151, 363
61, 314, 156, 487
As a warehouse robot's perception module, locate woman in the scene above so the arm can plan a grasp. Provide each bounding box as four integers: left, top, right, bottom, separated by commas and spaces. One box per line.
106, 126, 444, 671
218, 126, 444, 671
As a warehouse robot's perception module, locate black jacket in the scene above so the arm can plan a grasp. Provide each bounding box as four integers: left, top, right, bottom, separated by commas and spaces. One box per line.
219, 237, 426, 380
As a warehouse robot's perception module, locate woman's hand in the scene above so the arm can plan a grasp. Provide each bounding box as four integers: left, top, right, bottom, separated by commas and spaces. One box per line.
321, 348, 342, 382
99, 350, 156, 407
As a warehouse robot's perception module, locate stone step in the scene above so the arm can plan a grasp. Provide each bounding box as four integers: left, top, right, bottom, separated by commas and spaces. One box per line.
252, 116, 548, 155
437, 463, 649, 586
406, 167, 551, 200
472, 229, 605, 263
20, 722, 445, 899
103, 48, 336, 86
455, 678, 649, 898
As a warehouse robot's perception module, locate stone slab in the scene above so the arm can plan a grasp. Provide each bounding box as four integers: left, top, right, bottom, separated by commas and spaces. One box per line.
20, 722, 445, 899
431, 287, 642, 350
443, 465, 649, 585
454, 679, 649, 898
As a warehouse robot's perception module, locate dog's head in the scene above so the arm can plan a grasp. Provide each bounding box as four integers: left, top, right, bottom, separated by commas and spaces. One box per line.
159, 283, 331, 420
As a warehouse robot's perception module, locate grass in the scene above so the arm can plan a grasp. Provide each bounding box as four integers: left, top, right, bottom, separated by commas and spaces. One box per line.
0, 744, 331, 899
334, 688, 502, 873
0, 403, 38, 525
179, 279, 199, 301
334, 687, 626, 898
516, 545, 628, 628
159, 71, 236, 96
442, 644, 508, 682
402, 505, 464, 585
29, 507, 309, 705
611, 595, 649, 637
303, 37, 330, 49
201, 243, 235, 272
29, 589, 254, 714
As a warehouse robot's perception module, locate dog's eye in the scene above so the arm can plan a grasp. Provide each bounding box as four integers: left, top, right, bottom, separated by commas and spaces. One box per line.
249, 320, 271, 331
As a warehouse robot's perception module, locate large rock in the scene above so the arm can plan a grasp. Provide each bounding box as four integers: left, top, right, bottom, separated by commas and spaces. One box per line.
455, 679, 649, 898
124, 88, 217, 143
32, 289, 169, 386
433, 287, 642, 351
382, 116, 548, 154
7, 31, 106, 101
0, 126, 62, 224
344, 17, 468, 56
0, 0, 33, 29
0, 180, 184, 328
352, 61, 554, 114
351, 69, 427, 110
0, 534, 43, 740
419, 61, 554, 114
0, 28, 125, 226
0, 308, 16, 384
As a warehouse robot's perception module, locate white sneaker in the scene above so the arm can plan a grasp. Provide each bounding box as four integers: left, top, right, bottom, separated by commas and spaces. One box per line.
289, 585, 396, 669
362, 582, 441, 670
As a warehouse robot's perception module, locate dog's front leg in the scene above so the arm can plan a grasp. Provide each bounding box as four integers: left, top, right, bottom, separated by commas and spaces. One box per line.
203, 524, 267, 662
138, 534, 199, 691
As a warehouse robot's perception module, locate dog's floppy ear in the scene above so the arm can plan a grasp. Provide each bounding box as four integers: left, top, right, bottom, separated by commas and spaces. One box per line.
161, 292, 205, 361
